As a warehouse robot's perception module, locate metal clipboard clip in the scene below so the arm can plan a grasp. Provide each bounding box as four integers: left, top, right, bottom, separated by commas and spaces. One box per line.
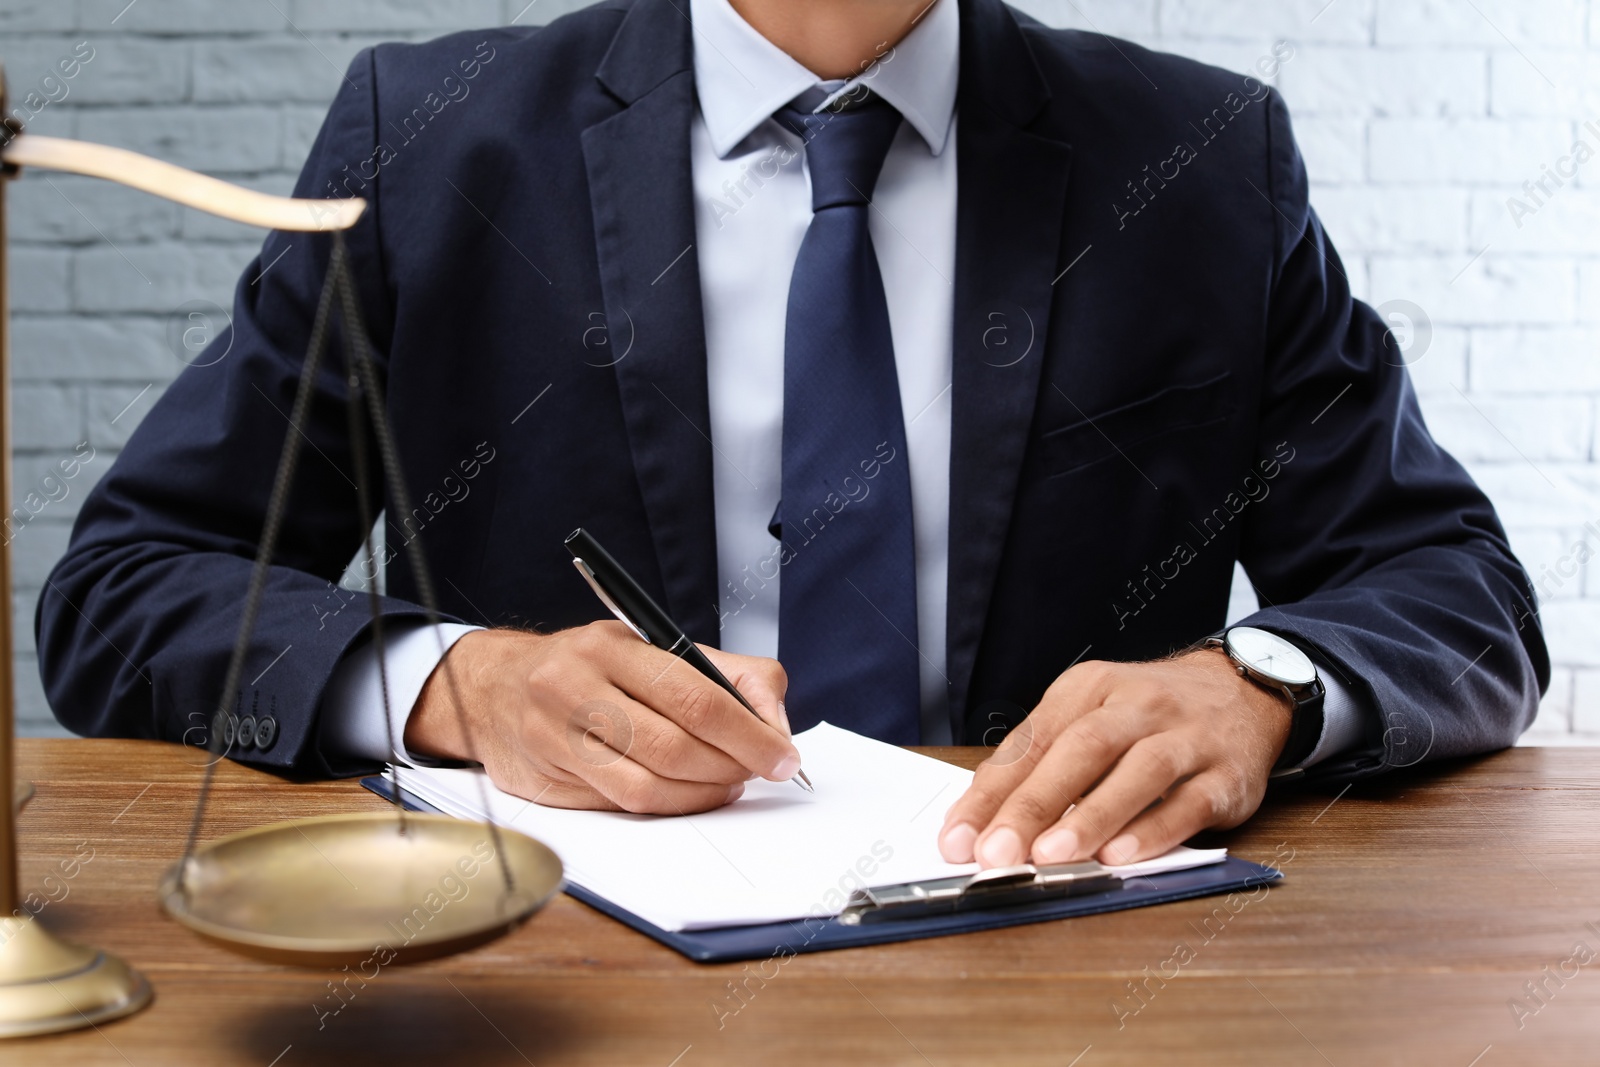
837, 861, 1121, 925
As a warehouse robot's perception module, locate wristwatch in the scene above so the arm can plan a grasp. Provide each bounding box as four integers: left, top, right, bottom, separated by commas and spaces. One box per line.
1204, 626, 1325, 772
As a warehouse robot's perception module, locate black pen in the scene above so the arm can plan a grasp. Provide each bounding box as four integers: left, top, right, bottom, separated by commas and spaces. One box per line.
564, 527, 814, 793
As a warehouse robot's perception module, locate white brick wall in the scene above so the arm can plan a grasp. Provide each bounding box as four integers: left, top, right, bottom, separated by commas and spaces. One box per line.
3, 0, 1595, 745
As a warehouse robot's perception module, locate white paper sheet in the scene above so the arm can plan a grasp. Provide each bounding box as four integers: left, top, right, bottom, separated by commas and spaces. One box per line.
394, 722, 1225, 932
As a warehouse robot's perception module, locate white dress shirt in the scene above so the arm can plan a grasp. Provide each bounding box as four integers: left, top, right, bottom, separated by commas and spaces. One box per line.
690, 0, 958, 742
322, 0, 1364, 766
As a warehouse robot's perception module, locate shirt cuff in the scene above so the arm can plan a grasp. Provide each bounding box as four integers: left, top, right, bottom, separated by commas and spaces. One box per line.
1292, 661, 1369, 769
318, 620, 483, 766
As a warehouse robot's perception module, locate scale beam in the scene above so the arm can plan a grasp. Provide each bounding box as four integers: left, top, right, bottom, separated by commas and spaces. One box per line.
0, 133, 365, 232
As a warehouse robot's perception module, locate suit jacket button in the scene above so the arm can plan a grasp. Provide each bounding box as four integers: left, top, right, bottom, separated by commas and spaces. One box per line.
237, 715, 257, 749
219, 713, 237, 748
254, 715, 278, 751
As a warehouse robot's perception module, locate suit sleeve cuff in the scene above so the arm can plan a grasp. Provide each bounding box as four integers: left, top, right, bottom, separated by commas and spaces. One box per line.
318, 621, 484, 766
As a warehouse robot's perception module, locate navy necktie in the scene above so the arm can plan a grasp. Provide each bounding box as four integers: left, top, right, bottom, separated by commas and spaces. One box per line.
774, 92, 921, 744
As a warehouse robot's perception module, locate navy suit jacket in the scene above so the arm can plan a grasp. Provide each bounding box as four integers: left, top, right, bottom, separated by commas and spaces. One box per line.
38, 0, 1548, 782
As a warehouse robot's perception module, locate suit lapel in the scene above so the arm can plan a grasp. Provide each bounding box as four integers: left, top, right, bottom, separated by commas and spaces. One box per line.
945, 0, 1074, 736
582, 0, 721, 643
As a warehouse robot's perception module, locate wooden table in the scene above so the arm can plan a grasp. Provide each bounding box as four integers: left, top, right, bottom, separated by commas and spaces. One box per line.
7, 740, 1599, 1065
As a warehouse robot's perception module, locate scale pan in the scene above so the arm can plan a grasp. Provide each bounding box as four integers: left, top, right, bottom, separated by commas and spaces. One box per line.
160, 813, 563, 968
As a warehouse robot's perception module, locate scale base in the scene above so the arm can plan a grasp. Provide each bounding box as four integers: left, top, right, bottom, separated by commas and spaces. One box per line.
0, 916, 151, 1039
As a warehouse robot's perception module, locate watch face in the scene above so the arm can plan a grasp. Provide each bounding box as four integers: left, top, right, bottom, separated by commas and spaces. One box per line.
1225, 627, 1317, 687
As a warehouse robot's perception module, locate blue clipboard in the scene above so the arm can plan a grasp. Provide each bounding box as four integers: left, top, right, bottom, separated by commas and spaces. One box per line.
361, 776, 1284, 963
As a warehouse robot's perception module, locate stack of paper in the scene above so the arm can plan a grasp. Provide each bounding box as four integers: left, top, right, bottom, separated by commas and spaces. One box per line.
396, 722, 1224, 932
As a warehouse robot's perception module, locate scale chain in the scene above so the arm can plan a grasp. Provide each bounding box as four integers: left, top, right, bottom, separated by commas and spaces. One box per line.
179, 233, 516, 901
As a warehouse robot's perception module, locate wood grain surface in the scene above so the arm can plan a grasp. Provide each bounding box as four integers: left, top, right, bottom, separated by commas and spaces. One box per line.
6, 739, 1599, 1066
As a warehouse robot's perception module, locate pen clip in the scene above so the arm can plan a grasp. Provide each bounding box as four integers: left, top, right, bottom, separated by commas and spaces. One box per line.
571, 557, 651, 644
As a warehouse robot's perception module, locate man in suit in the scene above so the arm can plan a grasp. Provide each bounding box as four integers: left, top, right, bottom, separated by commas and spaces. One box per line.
38, 0, 1546, 871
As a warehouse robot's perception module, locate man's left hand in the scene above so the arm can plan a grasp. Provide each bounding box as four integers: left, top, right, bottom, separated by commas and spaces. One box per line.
938, 650, 1293, 868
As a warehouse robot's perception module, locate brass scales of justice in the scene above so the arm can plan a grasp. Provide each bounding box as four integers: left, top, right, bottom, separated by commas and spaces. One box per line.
0, 69, 564, 1037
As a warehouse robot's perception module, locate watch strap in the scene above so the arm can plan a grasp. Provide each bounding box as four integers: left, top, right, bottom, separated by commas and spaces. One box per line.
1274, 676, 1325, 771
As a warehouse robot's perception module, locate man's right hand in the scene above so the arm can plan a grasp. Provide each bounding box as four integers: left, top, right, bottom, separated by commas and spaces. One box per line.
403, 623, 801, 814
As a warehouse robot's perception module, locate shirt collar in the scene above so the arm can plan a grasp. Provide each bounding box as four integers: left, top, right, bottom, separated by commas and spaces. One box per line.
689, 0, 959, 159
